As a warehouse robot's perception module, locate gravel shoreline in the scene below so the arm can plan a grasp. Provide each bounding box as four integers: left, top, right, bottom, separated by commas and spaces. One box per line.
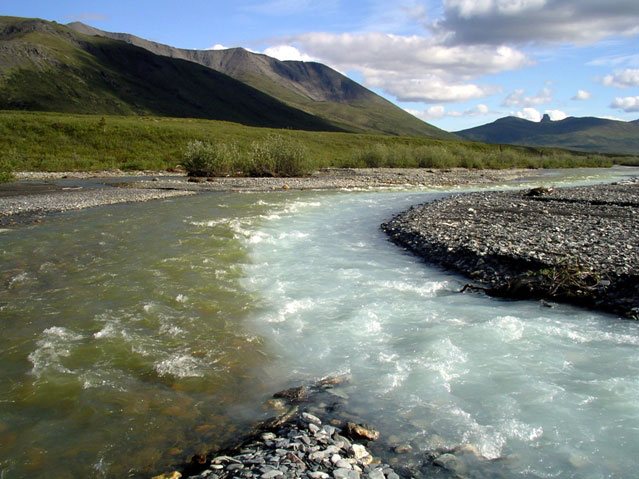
155, 377, 496, 479
1, 168, 527, 226
382, 178, 639, 318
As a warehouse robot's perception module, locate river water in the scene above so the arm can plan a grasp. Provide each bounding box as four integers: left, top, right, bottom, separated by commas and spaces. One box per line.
1, 167, 638, 478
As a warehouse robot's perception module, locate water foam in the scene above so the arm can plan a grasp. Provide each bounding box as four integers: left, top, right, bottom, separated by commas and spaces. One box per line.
155, 354, 204, 378
28, 327, 84, 377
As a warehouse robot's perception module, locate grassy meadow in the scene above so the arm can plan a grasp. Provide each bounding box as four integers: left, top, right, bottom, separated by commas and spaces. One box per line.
1, 110, 636, 179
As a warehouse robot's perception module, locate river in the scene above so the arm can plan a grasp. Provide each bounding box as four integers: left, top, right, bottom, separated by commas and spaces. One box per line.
1, 167, 638, 478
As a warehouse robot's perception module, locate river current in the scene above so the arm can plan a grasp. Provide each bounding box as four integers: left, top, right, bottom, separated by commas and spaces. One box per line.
1, 168, 638, 478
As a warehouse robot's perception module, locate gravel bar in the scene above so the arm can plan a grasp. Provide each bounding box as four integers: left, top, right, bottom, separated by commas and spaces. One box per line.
119, 168, 528, 192
382, 178, 639, 318
0, 185, 195, 226
154, 377, 494, 479
1, 168, 527, 226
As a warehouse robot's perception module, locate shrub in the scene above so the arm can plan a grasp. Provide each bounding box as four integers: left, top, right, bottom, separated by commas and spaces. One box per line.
182, 140, 237, 177
0, 161, 15, 183
246, 134, 314, 177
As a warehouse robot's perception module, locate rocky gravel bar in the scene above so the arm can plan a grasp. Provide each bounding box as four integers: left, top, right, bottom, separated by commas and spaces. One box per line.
0, 184, 195, 226
382, 178, 639, 318
153, 377, 499, 479
117, 168, 528, 193
1, 168, 526, 227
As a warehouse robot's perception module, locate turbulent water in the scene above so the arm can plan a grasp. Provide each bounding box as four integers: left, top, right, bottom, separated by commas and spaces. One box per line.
1, 167, 638, 478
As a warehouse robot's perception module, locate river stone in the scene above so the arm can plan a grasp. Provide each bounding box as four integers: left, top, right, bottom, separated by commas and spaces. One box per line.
433, 453, 467, 475
151, 471, 181, 479
367, 469, 385, 479
350, 444, 372, 464
333, 468, 360, 479
303, 413, 322, 425
261, 470, 284, 479
346, 423, 380, 442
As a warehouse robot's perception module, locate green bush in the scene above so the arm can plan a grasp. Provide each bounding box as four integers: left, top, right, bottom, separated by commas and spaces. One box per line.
182, 140, 238, 177
246, 134, 314, 177
0, 161, 15, 183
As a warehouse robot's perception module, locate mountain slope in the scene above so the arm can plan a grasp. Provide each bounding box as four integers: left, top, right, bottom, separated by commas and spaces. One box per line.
455, 115, 639, 155
67, 21, 456, 139
0, 16, 342, 131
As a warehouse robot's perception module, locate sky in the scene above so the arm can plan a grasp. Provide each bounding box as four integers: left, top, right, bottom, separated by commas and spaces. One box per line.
6, 0, 639, 132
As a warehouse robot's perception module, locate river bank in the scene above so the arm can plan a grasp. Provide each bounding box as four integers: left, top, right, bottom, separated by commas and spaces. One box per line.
382, 178, 639, 318
0, 168, 527, 226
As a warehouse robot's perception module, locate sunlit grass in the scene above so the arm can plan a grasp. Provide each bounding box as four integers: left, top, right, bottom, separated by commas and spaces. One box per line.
1, 110, 634, 175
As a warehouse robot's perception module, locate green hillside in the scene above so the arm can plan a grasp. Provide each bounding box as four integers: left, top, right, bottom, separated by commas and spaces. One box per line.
456, 115, 639, 155
67, 21, 456, 140
0, 16, 341, 131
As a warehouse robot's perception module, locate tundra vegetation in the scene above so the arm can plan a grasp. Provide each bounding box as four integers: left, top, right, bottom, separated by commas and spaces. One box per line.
1, 111, 636, 178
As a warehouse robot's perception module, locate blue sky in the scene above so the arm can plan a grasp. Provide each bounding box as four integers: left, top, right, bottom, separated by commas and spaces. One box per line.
6, 0, 639, 132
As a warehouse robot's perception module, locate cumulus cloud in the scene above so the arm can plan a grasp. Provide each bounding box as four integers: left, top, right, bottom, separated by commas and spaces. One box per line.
407, 103, 491, 121
515, 107, 542, 121
602, 69, 639, 88
610, 96, 639, 113
502, 87, 553, 107
572, 89, 592, 100
436, 0, 639, 45
545, 109, 567, 120
207, 44, 230, 51
406, 106, 447, 121
279, 32, 527, 103
263, 45, 317, 62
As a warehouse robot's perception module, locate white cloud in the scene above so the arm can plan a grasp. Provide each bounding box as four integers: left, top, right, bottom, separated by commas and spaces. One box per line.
366, 73, 499, 103
602, 69, 639, 88
207, 44, 230, 51
515, 107, 542, 121
263, 45, 317, 62
464, 103, 490, 116
502, 87, 552, 107
407, 103, 492, 120
437, 0, 639, 45
610, 96, 639, 113
545, 109, 567, 120
279, 32, 527, 103
572, 89, 592, 100
406, 105, 447, 121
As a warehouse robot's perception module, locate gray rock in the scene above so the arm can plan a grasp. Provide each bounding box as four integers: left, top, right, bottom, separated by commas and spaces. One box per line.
261, 471, 284, 479
433, 453, 467, 475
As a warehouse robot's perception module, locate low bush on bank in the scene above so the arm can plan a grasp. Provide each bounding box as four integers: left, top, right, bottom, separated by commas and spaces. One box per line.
0, 161, 15, 183
345, 143, 616, 170
183, 140, 238, 176
246, 134, 314, 177
183, 135, 314, 177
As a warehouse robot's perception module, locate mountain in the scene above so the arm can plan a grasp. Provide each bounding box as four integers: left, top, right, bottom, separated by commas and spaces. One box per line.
0, 16, 348, 131
67, 21, 455, 139
455, 115, 639, 155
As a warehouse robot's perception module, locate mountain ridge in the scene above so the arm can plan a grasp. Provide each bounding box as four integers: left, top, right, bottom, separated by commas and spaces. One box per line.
455, 115, 639, 155
66, 21, 455, 139
0, 16, 343, 131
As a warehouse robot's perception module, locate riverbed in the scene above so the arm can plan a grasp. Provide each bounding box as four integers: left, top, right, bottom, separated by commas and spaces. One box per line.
1, 167, 638, 478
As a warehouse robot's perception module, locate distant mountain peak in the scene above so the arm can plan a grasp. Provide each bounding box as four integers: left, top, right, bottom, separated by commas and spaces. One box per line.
455, 114, 639, 155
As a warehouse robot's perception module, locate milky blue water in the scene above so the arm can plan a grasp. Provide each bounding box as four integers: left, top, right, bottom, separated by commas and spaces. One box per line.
1, 167, 638, 478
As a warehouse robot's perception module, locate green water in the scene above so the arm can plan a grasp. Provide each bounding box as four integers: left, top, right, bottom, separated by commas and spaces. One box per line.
0, 194, 278, 478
